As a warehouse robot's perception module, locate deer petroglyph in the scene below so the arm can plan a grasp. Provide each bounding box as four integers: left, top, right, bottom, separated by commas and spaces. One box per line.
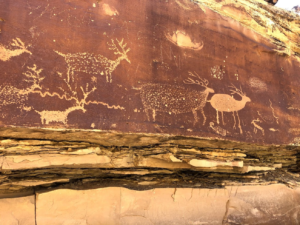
55, 39, 130, 83
0, 38, 31, 61
140, 72, 214, 125
209, 84, 251, 134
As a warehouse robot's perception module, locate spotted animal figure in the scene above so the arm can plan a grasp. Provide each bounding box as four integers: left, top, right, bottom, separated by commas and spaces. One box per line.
55, 39, 130, 83
140, 72, 214, 125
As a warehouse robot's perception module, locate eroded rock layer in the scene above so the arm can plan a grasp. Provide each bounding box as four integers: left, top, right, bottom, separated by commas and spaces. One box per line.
0, 0, 300, 145
1, 0, 300, 223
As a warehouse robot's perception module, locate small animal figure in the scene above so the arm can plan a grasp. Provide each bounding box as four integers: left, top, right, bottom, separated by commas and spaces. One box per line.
140, 72, 214, 125
210, 84, 251, 134
35, 106, 86, 125
251, 118, 264, 135
55, 38, 130, 83
0, 38, 31, 61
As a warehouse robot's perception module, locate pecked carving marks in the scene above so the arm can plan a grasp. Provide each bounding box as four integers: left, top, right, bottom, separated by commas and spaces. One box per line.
210, 84, 251, 134
55, 39, 130, 83
140, 72, 214, 125
0, 38, 31, 61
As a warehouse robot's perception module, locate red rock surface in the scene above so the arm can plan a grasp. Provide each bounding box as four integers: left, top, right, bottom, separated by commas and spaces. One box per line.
0, 0, 299, 146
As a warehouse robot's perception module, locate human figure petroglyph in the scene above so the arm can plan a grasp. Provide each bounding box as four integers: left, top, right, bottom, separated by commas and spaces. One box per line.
140, 72, 214, 125
54, 38, 130, 83
209, 84, 251, 134
0, 38, 31, 61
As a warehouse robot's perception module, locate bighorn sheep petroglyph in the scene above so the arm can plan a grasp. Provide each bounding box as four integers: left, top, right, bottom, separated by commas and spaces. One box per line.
55, 39, 130, 83
209, 84, 251, 134
0, 38, 31, 61
140, 72, 214, 125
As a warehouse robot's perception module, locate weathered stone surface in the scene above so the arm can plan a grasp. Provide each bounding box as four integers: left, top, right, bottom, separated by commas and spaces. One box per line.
1, 1, 300, 223
0, 195, 35, 225
35, 184, 300, 225
0, 0, 299, 146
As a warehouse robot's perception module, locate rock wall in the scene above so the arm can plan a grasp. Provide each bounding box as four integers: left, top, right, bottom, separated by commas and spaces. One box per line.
1, 0, 300, 224
1, 184, 300, 225
0, 0, 300, 145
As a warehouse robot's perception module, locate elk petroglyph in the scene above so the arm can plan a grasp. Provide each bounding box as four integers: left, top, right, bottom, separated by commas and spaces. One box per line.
0, 38, 31, 61
140, 72, 214, 125
54, 38, 130, 83
209, 84, 251, 134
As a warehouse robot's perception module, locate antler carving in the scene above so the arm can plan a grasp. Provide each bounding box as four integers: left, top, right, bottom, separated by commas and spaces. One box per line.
229, 83, 245, 97
107, 38, 130, 55
184, 71, 209, 88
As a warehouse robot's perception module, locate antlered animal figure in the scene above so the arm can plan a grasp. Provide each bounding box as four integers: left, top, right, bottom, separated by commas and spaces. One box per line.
55, 39, 130, 83
0, 38, 31, 61
140, 72, 214, 125
209, 84, 251, 134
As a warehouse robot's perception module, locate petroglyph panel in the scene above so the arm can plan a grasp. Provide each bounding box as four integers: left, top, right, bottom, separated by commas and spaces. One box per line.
0, 0, 299, 145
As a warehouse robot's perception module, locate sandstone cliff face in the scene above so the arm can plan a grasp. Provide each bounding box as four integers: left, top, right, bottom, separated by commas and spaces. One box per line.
0, 0, 300, 224
0, 0, 300, 145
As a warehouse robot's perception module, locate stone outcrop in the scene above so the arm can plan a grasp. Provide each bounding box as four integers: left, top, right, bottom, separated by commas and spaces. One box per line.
1, 0, 300, 223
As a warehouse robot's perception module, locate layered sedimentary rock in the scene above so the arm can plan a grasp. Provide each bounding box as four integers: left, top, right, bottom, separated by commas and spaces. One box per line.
1, 0, 300, 224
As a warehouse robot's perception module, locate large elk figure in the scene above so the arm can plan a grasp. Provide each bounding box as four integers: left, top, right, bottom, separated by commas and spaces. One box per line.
55, 39, 130, 83
140, 72, 214, 126
209, 84, 251, 134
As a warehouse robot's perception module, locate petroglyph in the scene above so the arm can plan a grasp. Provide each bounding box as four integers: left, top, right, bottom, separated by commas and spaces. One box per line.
251, 118, 264, 135
210, 84, 251, 134
140, 72, 214, 125
269, 99, 279, 124
34, 83, 96, 125
102, 3, 119, 16
166, 31, 203, 50
269, 128, 279, 132
209, 122, 228, 136
210, 65, 224, 80
249, 77, 267, 93
0, 38, 31, 61
0, 64, 45, 112
35, 106, 86, 125
55, 38, 130, 83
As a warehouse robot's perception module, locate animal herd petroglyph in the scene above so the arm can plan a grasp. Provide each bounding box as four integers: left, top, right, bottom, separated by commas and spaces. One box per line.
139, 71, 252, 134
0, 37, 276, 139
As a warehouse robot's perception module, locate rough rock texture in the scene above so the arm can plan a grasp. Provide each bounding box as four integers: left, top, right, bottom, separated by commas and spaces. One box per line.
31, 184, 300, 225
0, 195, 35, 225
0, 0, 300, 145
0, 0, 300, 223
